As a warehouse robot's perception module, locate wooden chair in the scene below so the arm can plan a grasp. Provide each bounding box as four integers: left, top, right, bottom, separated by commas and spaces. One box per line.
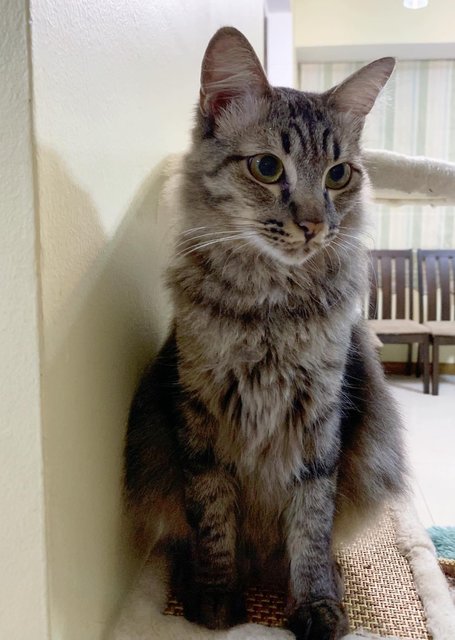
367, 250, 431, 393
417, 249, 455, 395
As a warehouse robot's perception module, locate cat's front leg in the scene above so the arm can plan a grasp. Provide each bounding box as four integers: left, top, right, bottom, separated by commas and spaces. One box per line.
181, 466, 246, 630
285, 476, 349, 640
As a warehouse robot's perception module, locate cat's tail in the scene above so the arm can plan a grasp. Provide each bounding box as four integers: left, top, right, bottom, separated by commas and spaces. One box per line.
123, 332, 191, 556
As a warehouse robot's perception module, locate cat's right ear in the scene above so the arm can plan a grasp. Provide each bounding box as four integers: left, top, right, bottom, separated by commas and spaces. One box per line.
200, 27, 271, 119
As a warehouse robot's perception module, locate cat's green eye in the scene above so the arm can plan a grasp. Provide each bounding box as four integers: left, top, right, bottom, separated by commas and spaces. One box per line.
325, 163, 352, 190
248, 154, 284, 184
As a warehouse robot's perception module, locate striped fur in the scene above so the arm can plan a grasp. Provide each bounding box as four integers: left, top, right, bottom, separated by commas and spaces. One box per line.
124, 28, 406, 638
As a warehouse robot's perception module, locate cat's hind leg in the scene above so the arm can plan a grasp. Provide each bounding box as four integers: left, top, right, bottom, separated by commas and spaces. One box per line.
334, 321, 408, 543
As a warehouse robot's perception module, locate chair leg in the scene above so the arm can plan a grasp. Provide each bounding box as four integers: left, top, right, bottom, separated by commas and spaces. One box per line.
406, 343, 413, 376
432, 340, 440, 396
415, 344, 421, 378
421, 339, 430, 394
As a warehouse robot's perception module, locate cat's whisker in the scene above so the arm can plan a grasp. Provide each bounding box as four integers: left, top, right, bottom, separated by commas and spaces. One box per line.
357, 248, 379, 318
336, 227, 366, 240
178, 223, 263, 245
219, 240, 256, 280
335, 234, 378, 313
330, 232, 361, 248
228, 215, 263, 226
322, 245, 340, 276
328, 238, 358, 259
327, 249, 348, 272
335, 241, 362, 255
286, 268, 324, 309
338, 226, 375, 246
335, 237, 364, 252
175, 240, 241, 260
176, 229, 254, 248
179, 225, 210, 236
337, 226, 363, 235
336, 231, 363, 242
322, 237, 345, 267
175, 233, 258, 260
324, 240, 345, 270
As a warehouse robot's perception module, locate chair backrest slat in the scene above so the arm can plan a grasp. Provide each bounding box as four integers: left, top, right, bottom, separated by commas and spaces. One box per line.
395, 256, 407, 319
381, 256, 392, 319
368, 253, 379, 319
369, 249, 413, 321
439, 256, 451, 320
425, 255, 438, 321
417, 249, 455, 322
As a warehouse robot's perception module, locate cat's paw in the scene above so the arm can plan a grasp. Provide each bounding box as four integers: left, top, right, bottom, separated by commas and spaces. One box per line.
182, 585, 247, 630
287, 599, 349, 640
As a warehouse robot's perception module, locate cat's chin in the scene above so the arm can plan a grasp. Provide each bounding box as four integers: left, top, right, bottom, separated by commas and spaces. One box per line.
248, 235, 321, 267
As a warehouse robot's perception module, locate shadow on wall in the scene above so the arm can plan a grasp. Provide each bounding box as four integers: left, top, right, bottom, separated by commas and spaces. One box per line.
38, 147, 177, 639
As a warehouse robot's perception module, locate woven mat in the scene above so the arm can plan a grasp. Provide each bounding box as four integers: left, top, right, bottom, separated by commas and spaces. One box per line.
165, 514, 430, 638
339, 515, 428, 638
439, 559, 455, 606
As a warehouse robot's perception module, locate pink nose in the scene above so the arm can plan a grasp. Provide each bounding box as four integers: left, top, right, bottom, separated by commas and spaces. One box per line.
298, 220, 324, 242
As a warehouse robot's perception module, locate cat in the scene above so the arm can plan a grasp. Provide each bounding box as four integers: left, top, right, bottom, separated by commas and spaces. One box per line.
124, 27, 407, 640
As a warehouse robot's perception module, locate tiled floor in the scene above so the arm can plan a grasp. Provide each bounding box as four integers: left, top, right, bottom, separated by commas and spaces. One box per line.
388, 374, 455, 528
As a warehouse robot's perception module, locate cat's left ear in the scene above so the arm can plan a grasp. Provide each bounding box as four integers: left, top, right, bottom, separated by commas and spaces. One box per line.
200, 27, 271, 118
324, 58, 395, 117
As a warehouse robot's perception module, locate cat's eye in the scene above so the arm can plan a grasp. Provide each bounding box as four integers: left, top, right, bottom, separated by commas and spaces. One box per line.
248, 154, 284, 184
325, 163, 352, 190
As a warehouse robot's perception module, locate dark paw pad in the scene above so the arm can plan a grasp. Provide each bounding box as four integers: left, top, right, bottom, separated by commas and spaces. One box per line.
182, 586, 247, 630
288, 599, 349, 640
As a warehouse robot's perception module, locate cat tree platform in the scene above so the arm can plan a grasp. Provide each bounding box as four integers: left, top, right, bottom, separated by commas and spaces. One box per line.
164, 513, 427, 637
111, 501, 455, 640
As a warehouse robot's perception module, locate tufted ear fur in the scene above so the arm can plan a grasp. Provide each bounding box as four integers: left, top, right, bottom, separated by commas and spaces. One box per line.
324, 57, 396, 117
200, 27, 271, 118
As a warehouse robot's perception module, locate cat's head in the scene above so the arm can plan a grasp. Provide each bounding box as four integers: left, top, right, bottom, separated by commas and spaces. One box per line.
181, 27, 394, 267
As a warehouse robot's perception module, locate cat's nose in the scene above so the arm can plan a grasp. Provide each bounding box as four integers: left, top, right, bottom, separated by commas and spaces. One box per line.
298, 220, 324, 242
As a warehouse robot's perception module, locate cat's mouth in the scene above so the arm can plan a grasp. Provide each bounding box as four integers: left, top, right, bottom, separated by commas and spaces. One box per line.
254, 219, 336, 265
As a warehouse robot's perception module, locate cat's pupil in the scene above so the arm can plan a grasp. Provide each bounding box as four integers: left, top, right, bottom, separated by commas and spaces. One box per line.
258, 155, 280, 177
329, 164, 345, 181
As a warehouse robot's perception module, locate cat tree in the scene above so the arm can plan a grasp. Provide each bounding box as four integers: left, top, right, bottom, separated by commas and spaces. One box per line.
110, 149, 455, 640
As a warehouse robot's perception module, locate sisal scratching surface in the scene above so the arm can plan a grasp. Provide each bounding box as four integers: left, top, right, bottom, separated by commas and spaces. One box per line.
165, 515, 430, 638
338, 515, 429, 638
166, 586, 288, 628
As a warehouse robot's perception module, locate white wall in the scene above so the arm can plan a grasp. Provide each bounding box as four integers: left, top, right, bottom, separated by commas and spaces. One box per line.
266, 1, 294, 87
293, 0, 455, 48
29, 1, 264, 639
0, 1, 49, 638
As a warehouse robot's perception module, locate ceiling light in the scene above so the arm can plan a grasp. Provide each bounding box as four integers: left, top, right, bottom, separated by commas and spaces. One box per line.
403, 0, 428, 8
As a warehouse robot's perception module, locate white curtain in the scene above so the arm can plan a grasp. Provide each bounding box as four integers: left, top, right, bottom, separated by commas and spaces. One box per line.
299, 60, 455, 249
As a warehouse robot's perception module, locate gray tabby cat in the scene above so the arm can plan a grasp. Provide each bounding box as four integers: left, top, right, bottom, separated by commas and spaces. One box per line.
124, 27, 407, 640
